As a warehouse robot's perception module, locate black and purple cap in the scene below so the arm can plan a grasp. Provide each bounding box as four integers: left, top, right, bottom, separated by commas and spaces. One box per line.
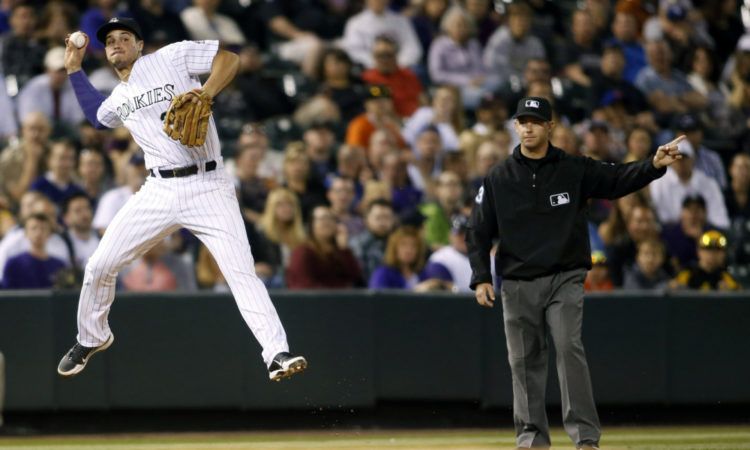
672, 113, 701, 132
96, 17, 143, 45
512, 96, 552, 122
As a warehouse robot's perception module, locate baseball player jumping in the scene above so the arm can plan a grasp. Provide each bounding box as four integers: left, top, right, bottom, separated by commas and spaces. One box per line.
468, 97, 685, 449
58, 18, 307, 381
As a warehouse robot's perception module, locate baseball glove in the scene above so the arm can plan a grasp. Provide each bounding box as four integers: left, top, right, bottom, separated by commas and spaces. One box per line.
163, 89, 213, 147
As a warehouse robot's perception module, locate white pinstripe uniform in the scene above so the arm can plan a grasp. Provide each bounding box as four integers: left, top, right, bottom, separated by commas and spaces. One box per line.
77, 40, 289, 366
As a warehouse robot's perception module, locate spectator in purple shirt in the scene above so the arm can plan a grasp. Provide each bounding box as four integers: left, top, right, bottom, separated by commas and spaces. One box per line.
2, 213, 66, 289
369, 225, 451, 291
428, 6, 496, 110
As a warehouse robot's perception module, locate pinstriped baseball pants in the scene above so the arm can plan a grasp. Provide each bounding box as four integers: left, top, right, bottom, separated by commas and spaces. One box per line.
76, 163, 289, 366
500, 268, 601, 448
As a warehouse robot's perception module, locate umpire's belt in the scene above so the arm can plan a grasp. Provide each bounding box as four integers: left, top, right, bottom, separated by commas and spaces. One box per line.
150, 160, 217, 178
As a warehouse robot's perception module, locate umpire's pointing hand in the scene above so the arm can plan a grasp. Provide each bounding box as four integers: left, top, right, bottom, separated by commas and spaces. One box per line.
475, 282, 495, 308
652, 135, 687, 169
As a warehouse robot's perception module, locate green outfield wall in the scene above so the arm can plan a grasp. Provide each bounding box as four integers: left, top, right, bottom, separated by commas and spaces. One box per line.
0, 290, 748, 411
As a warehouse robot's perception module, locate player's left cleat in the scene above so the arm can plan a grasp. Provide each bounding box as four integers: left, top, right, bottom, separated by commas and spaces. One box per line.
57, 334, 114, 377
268, 352, 307, 381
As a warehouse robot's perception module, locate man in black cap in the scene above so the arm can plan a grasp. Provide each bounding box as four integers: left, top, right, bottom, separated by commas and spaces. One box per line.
57, 18, 307, 382
467, 96, 686, 450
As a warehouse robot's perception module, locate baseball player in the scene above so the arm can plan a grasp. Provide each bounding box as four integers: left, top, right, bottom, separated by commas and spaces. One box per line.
57, 19, 306, 381
467, 97, 685, 449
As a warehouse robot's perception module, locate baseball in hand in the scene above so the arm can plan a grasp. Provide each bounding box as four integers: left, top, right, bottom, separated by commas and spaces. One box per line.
70, 31, 86, 49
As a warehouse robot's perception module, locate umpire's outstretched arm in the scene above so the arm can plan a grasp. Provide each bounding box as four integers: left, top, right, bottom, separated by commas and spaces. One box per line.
581, 135, 687, 200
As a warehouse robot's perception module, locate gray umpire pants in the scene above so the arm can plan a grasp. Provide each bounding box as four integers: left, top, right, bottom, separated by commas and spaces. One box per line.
500, 268, 601, 448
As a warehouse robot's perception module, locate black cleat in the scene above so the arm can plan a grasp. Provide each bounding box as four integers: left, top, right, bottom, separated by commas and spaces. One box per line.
268, 352, 307, 381
57, 334, 114, 377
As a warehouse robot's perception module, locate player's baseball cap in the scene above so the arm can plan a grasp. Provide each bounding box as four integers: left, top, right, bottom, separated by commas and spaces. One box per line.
665, 4, 687, 21
591, 251, 608, 266
672, 113, 701, 132
682, 194, 706, 209
698, 230, 727, 250
365, 84, 391, 100
513, 97, 552, 122
478, 93, 503, 110
96, 17, 143, 45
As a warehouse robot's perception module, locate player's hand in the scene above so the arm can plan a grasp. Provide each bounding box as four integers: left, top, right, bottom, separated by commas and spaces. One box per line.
475, 282, 495, 308
652, 135, 686, 169
64, 32, 88, 74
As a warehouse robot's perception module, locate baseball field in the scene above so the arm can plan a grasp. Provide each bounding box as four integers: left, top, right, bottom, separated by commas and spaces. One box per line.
1, 426, 750, 450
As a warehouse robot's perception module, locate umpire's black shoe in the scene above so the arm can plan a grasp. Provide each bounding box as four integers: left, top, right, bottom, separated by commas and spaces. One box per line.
57, 334, 114, 377
268, 352, 307, 381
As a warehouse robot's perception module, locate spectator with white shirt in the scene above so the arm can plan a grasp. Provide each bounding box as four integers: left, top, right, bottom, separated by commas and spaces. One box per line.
16, 47, 84, 136
425, 214, 472, 292
649, 139, 730, 229
92, 154, 147, 235
402, 85, 463, 151
0, 75, 17, 140
62, 193, 100, 274
671, 113, 727, 189
342, 0, 422, 69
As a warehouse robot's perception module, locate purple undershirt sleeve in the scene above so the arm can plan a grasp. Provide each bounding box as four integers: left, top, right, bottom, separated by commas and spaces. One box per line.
69, 70, 108, 130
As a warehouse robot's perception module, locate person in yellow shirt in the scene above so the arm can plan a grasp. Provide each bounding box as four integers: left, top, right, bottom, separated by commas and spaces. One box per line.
671, 230, 741, 291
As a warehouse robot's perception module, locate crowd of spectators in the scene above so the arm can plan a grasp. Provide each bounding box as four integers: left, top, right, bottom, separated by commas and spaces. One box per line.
0, 0, 748, 293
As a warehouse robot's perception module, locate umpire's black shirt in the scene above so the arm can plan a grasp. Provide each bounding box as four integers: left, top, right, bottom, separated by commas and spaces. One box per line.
467, 144, 666, 286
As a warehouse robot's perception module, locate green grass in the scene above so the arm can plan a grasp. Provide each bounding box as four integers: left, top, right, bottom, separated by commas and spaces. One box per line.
1, 426, 749, 449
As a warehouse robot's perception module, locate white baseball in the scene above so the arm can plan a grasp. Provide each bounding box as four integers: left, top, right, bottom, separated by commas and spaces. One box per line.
70, 31, 86, 49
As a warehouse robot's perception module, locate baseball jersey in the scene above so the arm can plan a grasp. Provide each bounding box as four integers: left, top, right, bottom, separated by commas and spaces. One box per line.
96, 40, 220, 170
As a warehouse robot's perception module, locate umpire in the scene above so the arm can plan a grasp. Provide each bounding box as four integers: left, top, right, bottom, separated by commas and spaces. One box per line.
467, 97, 685, 450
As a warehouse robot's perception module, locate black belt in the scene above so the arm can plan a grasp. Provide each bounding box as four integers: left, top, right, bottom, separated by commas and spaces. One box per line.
150, 160, 217, 178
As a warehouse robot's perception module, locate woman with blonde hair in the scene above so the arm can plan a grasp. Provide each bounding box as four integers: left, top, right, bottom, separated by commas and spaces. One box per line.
255, 188, 307, 287
369, 226, 452, 291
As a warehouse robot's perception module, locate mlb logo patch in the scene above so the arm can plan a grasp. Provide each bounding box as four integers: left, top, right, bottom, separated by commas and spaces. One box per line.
550, 192, 570, 206
525, 99, 540, 108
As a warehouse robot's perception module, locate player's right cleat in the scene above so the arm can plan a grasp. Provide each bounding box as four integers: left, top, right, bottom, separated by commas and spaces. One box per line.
268, 352, 307, 381
57, 334, 114, 377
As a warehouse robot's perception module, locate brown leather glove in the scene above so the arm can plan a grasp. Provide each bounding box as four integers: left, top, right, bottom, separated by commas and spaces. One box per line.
163, 89, 213, 147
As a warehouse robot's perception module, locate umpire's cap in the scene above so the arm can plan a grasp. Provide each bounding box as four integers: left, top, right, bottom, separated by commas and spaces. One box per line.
513, 97, 552, 122
96, 17, 143, 45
